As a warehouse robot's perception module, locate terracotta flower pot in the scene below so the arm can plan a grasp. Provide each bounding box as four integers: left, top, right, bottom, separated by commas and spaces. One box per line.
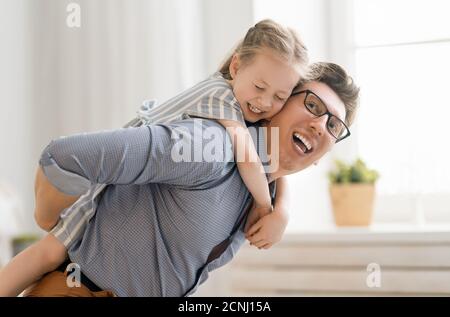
329, 183, 375, 226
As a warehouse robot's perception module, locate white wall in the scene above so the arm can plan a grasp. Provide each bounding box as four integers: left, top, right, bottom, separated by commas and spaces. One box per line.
201, 0, 254, 74
253, 0, 330, 62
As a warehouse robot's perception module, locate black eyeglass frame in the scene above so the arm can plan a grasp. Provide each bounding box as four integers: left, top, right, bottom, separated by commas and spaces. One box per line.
292, 89, 351, 143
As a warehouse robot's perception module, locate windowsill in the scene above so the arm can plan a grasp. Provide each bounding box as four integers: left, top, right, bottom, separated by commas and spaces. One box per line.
283, 223, 450, 244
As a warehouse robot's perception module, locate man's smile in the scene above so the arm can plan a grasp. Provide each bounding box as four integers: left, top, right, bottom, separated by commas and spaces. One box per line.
292, 130, 314, 155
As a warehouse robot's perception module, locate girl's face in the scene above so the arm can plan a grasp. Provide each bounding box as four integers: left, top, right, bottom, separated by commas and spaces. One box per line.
228, 49, 300, 123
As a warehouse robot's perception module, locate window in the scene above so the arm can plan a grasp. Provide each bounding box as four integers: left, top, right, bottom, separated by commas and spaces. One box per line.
352, 0, 450, 221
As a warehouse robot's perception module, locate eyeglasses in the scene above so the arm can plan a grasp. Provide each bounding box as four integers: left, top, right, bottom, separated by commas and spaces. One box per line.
292, 90, 350, 143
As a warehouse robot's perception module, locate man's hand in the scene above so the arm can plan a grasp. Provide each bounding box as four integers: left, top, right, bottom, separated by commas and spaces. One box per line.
245, 208, 289, 250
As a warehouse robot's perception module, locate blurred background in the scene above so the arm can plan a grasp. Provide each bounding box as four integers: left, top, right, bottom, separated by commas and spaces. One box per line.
1, 0, 450, 296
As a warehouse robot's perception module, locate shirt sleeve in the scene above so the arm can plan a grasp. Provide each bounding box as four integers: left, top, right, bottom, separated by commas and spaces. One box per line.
183, 85, 246, 125
39, 120, 233, 195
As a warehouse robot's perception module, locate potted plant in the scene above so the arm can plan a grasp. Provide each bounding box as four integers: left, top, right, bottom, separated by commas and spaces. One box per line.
328, 158, 379, 226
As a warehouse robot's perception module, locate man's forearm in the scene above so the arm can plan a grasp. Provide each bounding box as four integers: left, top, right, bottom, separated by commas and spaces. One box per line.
34, 166, 80, 231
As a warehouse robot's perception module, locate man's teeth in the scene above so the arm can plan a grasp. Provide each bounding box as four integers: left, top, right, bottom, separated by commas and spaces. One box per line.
294, 132, 312, 151
248, 104, 262, 114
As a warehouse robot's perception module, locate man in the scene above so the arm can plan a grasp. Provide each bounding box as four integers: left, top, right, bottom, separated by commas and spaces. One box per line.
28, 62, 359, 297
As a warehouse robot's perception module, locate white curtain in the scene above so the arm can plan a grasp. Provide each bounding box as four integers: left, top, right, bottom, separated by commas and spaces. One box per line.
29, 0, 206, 137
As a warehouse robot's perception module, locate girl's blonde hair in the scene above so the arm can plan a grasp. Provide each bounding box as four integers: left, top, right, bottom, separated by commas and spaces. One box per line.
219, 19, 309, 80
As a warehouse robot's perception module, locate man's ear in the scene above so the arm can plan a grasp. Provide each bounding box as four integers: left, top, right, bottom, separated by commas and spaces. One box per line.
229, 54, 240, 80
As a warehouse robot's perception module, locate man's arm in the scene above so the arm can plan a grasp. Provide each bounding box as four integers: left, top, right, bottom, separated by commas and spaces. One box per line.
39, 121, 230, 197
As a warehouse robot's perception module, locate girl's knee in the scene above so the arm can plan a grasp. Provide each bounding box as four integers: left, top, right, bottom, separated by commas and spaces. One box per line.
34, 208, 56, 232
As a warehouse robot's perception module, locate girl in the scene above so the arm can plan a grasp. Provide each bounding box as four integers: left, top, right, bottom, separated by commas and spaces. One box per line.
0, 19, 308, 296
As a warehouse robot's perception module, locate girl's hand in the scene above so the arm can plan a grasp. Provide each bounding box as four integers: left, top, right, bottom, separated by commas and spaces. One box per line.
244, 202, 272, 234
245, 209, 289, 249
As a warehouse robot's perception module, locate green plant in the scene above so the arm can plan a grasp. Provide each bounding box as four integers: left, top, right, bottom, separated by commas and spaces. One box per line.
328, 158, 379, 184
11, 233, 41, 256
11, 234, 41, 245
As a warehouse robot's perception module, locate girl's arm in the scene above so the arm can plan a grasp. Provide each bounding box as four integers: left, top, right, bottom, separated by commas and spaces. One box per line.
273, 176, 290, 222
218, 119, 272, 210
0, 234, 67, 297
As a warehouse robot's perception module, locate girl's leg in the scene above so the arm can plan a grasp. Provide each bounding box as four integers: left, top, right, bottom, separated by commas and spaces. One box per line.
0, 233, 67, 297
34, 166, 80, 231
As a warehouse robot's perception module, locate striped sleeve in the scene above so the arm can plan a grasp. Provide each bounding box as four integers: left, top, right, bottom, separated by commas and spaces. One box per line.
183, 84, 245, 125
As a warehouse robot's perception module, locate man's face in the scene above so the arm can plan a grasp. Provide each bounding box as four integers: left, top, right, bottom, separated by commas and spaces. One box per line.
266, 81, 347, 179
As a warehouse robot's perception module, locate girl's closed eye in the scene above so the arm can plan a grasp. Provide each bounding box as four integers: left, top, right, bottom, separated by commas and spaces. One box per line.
275, 95, 286, 102
255, 84, 265, 90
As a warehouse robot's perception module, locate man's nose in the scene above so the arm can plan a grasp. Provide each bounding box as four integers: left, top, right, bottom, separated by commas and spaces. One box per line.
309, 116, 328, 137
